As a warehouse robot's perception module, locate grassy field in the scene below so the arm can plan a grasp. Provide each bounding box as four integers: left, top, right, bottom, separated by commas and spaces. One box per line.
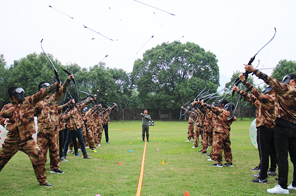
0, 120, 295, 196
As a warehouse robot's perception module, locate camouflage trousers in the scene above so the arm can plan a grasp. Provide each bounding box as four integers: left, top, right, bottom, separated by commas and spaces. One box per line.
0, 136, 47, 184
37, 125, 59, 171
97, 124, 103, 145
194, 125, 203, 147
187, 123, 194, 140
93, 126, 98, 146
211, 130, 232, 164
202, 124, 213, 153
84, 125, 95, 149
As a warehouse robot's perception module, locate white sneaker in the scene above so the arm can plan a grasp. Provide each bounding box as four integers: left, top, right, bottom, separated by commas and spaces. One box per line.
67, 149, 74, 154
85, 146, 89, 148
207, 158, 214, 162
98, 144, 101, 147
267, 184, 289, 194
253, 173, 259, 178
192, 146, 198, 148
185, 140, 191, 142
288, 183, 296, 190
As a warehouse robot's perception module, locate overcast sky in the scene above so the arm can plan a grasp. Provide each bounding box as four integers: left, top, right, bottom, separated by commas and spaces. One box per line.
0, 0, 295, 87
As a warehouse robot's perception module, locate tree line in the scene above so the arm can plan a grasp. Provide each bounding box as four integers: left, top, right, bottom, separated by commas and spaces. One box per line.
1, 41, 295, 115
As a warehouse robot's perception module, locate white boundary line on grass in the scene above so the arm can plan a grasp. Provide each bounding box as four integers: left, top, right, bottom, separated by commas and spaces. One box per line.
136, 141, 147, 196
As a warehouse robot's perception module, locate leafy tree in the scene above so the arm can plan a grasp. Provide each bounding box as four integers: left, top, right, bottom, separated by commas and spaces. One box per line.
0, 54, 9, 107
132, 41, 220, 109
271, 60, 296, 81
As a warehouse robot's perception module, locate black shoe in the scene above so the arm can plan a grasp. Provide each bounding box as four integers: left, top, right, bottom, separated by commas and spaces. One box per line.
251, 165, 261, 171
84, 154, 91, 159
252, 177, 268, 184
50, 169, 64, 174
275, 178, 279, 181
267, 170, 277, 176
106, 141, 110, 144
40, 182, 53, 187
212, 163, 223, 167
223, 163, 233, 167
206, 154, 211, 158
147, 140, 150, 142
201, 152, 207, 155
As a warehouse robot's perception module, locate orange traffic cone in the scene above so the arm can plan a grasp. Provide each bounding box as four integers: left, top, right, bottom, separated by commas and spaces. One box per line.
185, 190, 190, 196
162, 161, 165, 165
118, 162, 122, 165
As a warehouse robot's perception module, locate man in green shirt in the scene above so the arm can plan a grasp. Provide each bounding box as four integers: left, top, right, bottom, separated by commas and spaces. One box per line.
141, 110, 151, 142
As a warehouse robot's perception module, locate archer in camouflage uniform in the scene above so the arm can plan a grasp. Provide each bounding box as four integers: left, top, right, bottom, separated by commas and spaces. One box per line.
79, 107, 96, 152
181, 106, 197, 142
90, 104, 103, 146
208, 99, 229, 162
245, 64, 296, 193
201, 99, 236, 167
61, 98, 95, 159
201, 107, 214, 154
0, 83, 58, 187
35, 75, 73, 174
208, 106, 218, 158
57, 110, 67, 160
84, 107, 97, 151
102, 103, 117, 144
193, 106, 205, 148
77, 110, 88, 150
97, 111, 104, 145
235, 73, 277, 183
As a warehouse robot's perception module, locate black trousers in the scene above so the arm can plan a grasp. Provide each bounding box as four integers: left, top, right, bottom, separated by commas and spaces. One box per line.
103, 124, 109, 142
71, 131, 78, 154
59, 129, 67, 158
142, 125, 149, 141
258, 126, 277, 180
257, 128, 261, 168
63, 128, 87, 156
274, 125, 296, 189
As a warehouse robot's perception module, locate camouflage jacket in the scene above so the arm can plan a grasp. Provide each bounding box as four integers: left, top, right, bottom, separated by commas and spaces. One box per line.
89, 105, 103, 126
102, 105, 117, 125
206, 104, 236, 131
62, 98, 93, 131
203, 108, 213, 126
184, 108, 197, 124
0, 83, 57, 140
102, 111, 110, 125
243, 81, 275, 129
35, 78, 71, 128
253, 70, 296, 125
85, 109, 95, 128
238, 90, 261, 128
195, 108, 205, 127
56, 102, 73, 131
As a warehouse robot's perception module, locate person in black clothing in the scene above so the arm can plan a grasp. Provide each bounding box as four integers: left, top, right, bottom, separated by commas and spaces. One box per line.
141, 110, 151, 142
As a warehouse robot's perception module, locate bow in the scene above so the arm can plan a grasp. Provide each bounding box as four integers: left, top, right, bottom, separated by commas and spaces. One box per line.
40, 39, 61, 93
228, 28, 277, 120
66, 91, 77, 108
179, 100, 191, 120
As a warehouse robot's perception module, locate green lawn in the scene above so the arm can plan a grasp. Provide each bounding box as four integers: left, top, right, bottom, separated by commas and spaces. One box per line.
0, 120, 295, 196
